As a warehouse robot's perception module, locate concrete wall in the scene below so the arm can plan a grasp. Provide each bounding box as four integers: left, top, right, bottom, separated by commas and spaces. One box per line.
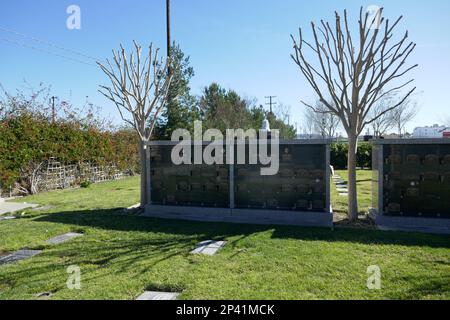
142, 139, 333, 228
371, 139, 450, 234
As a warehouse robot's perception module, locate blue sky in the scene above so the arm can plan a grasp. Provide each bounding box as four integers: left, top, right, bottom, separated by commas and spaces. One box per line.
1, 0, 449, 134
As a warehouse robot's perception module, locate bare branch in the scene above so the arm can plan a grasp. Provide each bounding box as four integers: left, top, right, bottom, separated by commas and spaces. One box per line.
97, 42, 173, 142
291, 7, 417, 220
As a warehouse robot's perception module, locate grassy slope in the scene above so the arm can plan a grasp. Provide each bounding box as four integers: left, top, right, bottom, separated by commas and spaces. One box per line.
0, 176, 449, 300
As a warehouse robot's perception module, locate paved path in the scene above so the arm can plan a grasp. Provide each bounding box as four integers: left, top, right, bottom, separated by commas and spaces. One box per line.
0, 202, 39, 216
332, 174, 348, 197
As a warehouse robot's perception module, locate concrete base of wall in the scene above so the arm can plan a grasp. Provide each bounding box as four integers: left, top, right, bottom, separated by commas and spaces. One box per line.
369, 209, 450, 235
143, 205, 333, 228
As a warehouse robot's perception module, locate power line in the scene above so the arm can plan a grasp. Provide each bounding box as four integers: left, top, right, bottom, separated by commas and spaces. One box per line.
0, 26, 105, 63
1, 38, 97, 67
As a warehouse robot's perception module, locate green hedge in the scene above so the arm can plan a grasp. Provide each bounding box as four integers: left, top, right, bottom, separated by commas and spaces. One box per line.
0, 115, 374, 190
330, 142, 372, 170
0, 114, 139, 189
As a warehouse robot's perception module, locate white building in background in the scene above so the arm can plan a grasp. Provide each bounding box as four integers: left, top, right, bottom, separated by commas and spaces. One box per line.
413, 124, 449, 138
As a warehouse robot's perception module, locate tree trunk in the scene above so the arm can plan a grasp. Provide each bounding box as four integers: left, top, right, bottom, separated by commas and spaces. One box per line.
347, 134, 358, 221
139, 141, 147, 208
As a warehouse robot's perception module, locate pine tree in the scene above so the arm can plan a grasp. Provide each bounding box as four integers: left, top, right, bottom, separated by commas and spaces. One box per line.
155, 43, 199, 139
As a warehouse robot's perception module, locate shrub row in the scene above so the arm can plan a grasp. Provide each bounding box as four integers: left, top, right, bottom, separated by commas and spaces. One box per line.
330, 142, 372, 170
0, 116, 373, 192
0, 115, 139, 191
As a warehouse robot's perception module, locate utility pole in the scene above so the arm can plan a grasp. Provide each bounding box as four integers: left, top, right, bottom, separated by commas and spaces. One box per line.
166, 0, 171, 60
50, 96, 56, 123
265, 96, 277, 114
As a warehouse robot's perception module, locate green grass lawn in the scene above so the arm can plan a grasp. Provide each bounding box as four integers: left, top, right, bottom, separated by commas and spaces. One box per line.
0, 177, 449, 300
331, 170, 372, 216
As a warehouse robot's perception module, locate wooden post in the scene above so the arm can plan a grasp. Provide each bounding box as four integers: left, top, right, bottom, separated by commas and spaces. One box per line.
166, 0, 171, 59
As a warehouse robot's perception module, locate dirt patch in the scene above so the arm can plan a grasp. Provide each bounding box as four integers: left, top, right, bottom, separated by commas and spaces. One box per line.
334, 213, 376, 229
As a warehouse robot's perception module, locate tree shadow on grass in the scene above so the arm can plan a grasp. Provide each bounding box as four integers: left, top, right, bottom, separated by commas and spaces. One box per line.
385, 274, 450, 300
0, 226, 196, 287
2, 209, 449, 298
2, 209, 268, 296
30, 208, 267, 267
34, 209, 450, 249
271, 225, 450, 249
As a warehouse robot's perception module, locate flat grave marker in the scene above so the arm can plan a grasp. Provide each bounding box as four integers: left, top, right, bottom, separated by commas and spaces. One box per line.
136, 291, 180, 300
46, 232, 83, 245
0, 216, 16, 221
0, 249, 42, 265
190, 240, 227, 256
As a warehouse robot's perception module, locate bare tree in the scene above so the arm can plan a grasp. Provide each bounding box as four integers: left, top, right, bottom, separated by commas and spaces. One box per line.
369, 93, 396, 137
291, 7, 417, 220
390, 97, 418, 137
98, 42, 172, 208
304, 100, 341, 138
369, 92, 419, 137
302, 108, 315, 137
274, 102, 292, 124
